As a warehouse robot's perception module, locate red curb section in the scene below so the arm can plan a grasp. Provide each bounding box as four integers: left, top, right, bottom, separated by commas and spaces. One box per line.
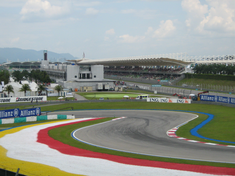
37, 118, 235, 176
167, 127, 235, 148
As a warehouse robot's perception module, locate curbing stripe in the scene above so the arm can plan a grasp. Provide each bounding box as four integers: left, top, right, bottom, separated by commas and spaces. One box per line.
167, 127, 235, 148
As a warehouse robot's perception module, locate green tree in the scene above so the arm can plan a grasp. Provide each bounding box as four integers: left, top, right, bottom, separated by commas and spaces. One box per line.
37, 84, 46, 96
20, 84, 31, 96
54, 85, 63, 96
0, 70, 10, 84
21, 70, 29, 79
29, 70, 51, 83
12, 70, 23, 82
4, 85, 14, 97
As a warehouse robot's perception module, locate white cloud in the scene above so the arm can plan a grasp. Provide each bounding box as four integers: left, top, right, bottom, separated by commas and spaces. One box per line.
20, 0, 70, 21
119, 34, 145, 43
145, 27, 154, 35
11, 37, 20, 43
182, 0, 235, 33
118, 20, 175, 43
104, 36, 109, 41
85, 8, 99, 15
74, 1, 101, 7
153, 20, 176, 38
121, 9, 136, 14
121, 9, 157, 19
105, 29, 115, 35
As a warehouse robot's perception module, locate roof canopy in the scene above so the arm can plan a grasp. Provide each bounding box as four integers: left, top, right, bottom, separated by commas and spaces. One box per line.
69, 57, 192, 67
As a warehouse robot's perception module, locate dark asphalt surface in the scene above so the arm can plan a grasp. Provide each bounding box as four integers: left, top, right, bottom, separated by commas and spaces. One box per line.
52, 110, 235, 164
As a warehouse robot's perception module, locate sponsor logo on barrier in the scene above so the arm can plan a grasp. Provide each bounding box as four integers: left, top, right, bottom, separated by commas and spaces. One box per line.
0, 108, 41, 119
149, 98, 159, 102
19, 107, 41, 117
0, 98, 11, 103
177, 99, 185, 103
16, 97, 44, 102
36, 108, 40, 116
147, 98, 191, 104
160, 99, 168, 103
200, 95, 215, 101
230, 98, 235, 104
217, 96, 229, 103
14, 109, 19, 117
0, 108, 19, 119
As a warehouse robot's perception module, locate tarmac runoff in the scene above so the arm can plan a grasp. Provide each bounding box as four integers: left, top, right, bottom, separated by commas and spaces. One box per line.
0, 118, 221, 176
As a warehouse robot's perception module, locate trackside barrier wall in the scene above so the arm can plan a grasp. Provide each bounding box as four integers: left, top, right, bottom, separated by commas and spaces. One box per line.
147, 98, 191, 104
200, 95, 235, 105
0, 115, 75, 124
0, 96, 47, 103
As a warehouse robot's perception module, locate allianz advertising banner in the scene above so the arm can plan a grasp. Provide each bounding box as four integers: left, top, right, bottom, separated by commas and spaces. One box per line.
0, 107, 41, 119
230, 97, 235, 105
0, 108, 20, 119
19, 107, 41, 117
200, 95, 235, 105
217, 96, 229, 103
199, 95, 216, 102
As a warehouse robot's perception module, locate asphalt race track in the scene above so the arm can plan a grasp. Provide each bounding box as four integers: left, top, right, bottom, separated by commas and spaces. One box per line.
51, 110, 235, 164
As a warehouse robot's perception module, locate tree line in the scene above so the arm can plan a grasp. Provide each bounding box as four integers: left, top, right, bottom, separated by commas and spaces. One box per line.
0, 70, 10, 84
193, 64, 235, 75
12, 70, 51, 83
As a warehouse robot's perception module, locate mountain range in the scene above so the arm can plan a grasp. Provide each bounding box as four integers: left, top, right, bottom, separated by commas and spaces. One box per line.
0, 48, 78, 63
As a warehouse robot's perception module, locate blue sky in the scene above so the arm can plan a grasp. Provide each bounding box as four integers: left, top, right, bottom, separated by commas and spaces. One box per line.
0, 0, 235, 60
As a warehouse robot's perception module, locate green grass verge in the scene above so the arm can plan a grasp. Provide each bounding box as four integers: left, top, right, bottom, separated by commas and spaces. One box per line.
177, 78, 235, 87
77, 91, 160, 100
77, 92, 149, 99
48, 117, 235, 168
47, 96, 75, 101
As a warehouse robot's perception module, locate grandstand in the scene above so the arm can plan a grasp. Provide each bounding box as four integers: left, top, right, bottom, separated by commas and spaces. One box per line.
2, 52, 235, 87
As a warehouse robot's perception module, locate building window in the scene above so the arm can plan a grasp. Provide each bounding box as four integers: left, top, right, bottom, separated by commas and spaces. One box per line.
94, 75, 96, 78
75, 75, 77, 78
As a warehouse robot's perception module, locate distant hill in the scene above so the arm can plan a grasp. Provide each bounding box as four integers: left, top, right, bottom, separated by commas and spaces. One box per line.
0, 48, 78, 63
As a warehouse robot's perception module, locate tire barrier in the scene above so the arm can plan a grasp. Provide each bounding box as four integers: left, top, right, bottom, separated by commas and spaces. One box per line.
0, 114, 75, 125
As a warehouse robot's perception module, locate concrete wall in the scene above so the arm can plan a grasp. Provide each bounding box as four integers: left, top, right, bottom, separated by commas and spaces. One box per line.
92, 65, 103, 80
41, 60, 49, 69
64, 81, 114, 91
67, 65, 80, 80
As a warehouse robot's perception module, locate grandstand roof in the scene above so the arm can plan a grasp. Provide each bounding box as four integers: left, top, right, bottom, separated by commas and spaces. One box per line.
3, 61, 41, 66
69, 57, 192, 66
